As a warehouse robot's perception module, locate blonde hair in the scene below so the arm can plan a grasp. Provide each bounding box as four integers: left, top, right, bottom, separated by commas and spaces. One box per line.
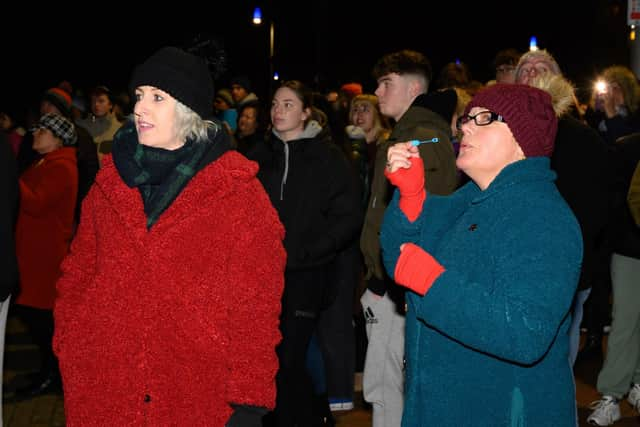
515, 49, 562, 81
453, 87, 472, 117
350, 94, 390, 140
603, 65, 640, 114
175, 101, 219, 143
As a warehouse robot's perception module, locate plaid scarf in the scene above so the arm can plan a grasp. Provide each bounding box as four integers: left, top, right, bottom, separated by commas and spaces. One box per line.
112, 122, 209, 229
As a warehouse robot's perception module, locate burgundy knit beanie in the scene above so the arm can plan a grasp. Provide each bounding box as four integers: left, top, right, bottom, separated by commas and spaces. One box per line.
465, 83, 557, 157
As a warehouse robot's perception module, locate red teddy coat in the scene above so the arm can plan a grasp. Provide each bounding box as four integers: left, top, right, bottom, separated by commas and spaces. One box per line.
16, 147, 77, 309
54, 151, 286, 426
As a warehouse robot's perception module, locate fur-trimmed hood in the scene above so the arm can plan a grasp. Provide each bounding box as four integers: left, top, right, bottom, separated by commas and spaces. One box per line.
528, 74, 576, 118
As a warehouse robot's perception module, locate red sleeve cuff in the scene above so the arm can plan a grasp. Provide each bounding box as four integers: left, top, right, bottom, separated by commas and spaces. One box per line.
394, 243, 445, 296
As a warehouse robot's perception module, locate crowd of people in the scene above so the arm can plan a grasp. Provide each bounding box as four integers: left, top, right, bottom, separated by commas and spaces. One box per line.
1, 43, 639, 427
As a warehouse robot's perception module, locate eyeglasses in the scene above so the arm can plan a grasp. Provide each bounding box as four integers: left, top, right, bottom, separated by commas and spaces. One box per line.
456, 110, 505, 130
496, 65, 515, 74
518, 64, 550, 76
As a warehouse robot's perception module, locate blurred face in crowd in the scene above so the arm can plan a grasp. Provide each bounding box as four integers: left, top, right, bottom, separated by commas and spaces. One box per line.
0, 112, 13, 130
495, 64, 516, 84
350, 101, 375, 133
237, 106, 258, 137
134, 86, 182, 150
231, 85, 249, 104
456, 106, 524, 190
375, 73, 419, 122
271, 86, 309, 142
32, 127, 62, 155
214, 96, 231, 112
516, 59, 553, 85
91, 94, 113, 118
40, 100, 62, 116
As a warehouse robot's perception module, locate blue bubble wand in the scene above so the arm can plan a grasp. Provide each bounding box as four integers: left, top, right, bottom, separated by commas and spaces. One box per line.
410, 137, 439, 146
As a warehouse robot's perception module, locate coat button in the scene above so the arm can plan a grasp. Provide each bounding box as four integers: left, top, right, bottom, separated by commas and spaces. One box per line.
404, 303, 408, 313
144, 394, 151, 403
468, 224, 478, 231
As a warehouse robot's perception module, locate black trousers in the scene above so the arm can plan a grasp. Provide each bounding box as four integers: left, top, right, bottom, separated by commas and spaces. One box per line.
582, 253, 613, 335
316, 243, 359, 400
274, 268, 327, 427
14, 304, 59, 378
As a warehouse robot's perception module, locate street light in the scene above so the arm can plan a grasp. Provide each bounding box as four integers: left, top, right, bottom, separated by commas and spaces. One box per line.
253, 6, 276, 95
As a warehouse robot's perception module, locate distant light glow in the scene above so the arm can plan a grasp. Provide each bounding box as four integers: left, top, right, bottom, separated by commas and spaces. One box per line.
455, 58, 461, 65
529, 36, 538, 51
253, 7, 262, 25
595, 80, 607, 94
631, 27, 636, 41
273, 72, 279, 81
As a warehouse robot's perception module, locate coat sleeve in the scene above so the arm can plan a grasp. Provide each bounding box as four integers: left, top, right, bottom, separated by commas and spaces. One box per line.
629, 160, 640, 226
413, 202, 582, 365
225, 191, 286, 410
415, 129, 458, 196
19, 162, 76, 216
380, 191, 425, 279
53, 186, 98, 354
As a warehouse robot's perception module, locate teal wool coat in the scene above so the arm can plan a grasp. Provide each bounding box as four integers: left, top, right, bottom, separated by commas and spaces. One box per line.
381, 158, 582, 427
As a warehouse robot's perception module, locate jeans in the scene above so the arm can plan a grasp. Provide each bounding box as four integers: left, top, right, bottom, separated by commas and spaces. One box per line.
569, 287, 591, 366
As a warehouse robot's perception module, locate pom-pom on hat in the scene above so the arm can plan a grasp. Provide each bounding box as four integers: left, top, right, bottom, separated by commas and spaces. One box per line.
42, 87, 72, 117
31, 113, 77, 146
340, 82, 363, 98
130, 46, 214, 119
465, 83, 557, 157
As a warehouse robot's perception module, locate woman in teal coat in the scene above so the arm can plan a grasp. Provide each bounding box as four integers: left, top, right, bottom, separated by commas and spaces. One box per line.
381, 84, 582, 426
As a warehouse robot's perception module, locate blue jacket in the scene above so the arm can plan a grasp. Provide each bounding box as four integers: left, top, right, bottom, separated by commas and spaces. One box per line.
381, 158, 582, 426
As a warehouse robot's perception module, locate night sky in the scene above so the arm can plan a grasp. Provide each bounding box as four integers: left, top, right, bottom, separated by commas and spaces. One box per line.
1, 0, 630, 117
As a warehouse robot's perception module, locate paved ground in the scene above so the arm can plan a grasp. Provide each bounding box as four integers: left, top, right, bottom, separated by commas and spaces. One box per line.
2, 310, 639, 426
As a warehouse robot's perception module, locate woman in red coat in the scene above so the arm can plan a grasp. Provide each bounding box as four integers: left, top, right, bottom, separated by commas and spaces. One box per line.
53, 46, 286, 426
15, 113, 78, 398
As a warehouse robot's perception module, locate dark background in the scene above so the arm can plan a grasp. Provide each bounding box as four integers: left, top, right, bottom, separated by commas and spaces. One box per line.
1, 0, 631, 118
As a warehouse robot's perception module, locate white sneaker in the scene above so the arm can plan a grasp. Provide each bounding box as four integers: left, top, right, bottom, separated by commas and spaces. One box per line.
328, 398, 354, 411
628, 383, 640, 413
587, 396, 621, 426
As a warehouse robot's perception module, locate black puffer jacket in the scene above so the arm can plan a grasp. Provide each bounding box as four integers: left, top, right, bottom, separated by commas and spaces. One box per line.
251, 121, 362, 270
608, 133, 640, 258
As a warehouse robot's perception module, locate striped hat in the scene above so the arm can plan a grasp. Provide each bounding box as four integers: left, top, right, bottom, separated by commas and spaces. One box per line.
31, 113, 77, 146
41, 87, 73, 117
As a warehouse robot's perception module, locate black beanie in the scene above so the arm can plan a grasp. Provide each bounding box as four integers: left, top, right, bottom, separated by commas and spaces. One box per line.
231, 75, 252, 92
130, 46, 214, 119
414, 89, 458, 124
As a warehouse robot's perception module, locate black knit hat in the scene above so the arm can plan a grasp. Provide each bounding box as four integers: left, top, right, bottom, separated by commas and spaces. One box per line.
130, 46, 214, 119
230, 75, 252, 92
414, 89, 458, 124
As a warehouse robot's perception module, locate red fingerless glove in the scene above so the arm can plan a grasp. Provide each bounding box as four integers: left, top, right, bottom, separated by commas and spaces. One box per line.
385, 157, 426, 222
394, 243, 445, 296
